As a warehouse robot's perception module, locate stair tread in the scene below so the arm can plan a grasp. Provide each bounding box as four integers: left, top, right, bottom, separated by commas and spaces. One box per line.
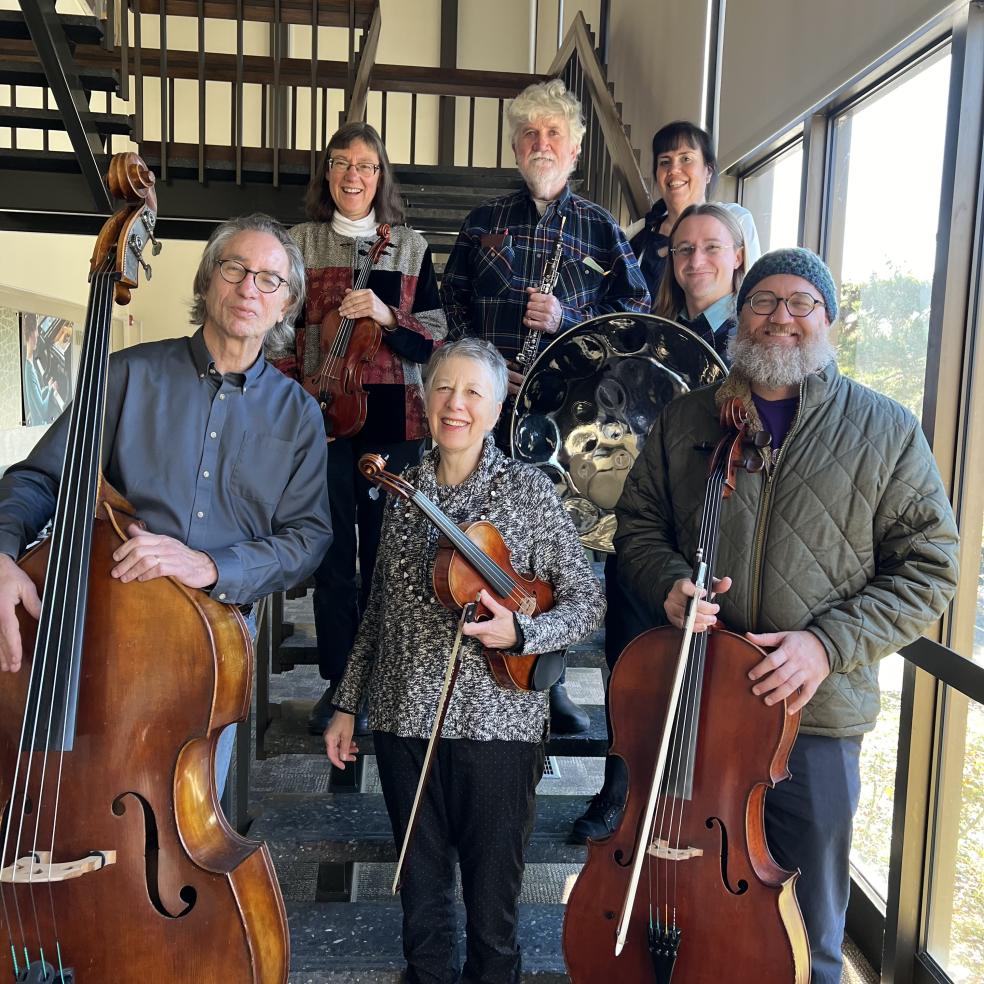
286, 900, 568, 978
0, 10, 104, 45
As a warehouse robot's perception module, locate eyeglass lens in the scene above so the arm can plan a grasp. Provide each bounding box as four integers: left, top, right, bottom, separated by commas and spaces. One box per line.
749, 291, 819, 316
329, 159, 378, 175
220, 260, 284, 293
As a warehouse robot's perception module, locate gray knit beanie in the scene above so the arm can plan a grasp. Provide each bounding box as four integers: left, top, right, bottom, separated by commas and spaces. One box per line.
736, 247, 838, 323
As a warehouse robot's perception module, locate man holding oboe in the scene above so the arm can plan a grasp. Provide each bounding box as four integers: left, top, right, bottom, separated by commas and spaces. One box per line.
440, 78, 648, 734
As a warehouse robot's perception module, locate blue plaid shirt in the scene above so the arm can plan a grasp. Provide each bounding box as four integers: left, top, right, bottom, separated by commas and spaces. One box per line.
440, 186, 650, 360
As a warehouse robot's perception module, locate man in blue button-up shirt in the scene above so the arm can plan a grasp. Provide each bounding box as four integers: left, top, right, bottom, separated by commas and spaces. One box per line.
0, 214, 332, 678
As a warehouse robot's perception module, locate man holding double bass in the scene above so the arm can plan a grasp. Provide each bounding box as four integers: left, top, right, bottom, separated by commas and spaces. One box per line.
441, 77, 649, 735
614, 248, 958, 983
0, 212, 333, 794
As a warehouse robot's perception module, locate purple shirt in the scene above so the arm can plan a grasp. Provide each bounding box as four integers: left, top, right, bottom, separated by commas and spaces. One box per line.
751, 392, 799, 457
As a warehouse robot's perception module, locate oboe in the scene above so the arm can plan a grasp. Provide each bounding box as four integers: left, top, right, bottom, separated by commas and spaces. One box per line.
515, 215, 566, 371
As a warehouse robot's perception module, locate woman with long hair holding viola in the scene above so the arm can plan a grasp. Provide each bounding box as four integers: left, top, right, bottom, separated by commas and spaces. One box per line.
268, 122, 447, 735
325, 337, 605, 984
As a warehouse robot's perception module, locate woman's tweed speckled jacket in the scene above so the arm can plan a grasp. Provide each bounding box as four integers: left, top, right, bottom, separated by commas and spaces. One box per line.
332, 435, 606, 742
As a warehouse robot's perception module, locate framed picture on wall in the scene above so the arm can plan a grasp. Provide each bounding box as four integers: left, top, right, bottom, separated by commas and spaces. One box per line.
21, 312, 75, 426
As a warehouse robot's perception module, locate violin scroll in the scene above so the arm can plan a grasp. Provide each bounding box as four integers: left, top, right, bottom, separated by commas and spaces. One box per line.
90, 152, 161, 305
359, 453, 414, 501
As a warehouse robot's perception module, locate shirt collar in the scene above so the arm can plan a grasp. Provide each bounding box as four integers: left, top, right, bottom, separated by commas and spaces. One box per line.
684, 293, 735, 334
522, 183, 572, 219
189, 326, 267, 392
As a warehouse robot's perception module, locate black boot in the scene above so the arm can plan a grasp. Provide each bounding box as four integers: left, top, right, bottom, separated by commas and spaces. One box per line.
570, 755, 627, 844
307, 681, 337, 735
569, 794, 624, 844
549, 682, 590, 734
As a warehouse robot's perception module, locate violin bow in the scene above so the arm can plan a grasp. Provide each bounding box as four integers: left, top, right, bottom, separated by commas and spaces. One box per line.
614, 558, 708, 956
391, 601, 477, 894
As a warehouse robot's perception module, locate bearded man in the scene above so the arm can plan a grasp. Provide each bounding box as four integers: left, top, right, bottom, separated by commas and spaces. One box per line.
614, 248, 958, 983
440, 77, 648, 734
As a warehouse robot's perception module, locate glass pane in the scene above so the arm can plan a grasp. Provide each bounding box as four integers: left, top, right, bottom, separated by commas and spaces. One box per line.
824, 48, 951, 902
741, 142, 803, 251
926, 693, 984, 982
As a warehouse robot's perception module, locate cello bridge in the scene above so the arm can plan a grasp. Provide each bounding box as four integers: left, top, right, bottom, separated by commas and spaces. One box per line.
647, 838, 703, 862
0, 850, 117, 884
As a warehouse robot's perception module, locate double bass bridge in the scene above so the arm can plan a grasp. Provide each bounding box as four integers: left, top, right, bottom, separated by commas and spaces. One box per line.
0, 849, 117, 884
647, 838, 703, 862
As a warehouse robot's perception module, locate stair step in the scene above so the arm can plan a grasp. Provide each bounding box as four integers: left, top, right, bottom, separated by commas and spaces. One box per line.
129, 0, 376, 29
0, 106, 131, 134
0, 10, 104, 46
286, 900, 568, 980
254, 792, 590, 864
0, 58, 116, 91
263, 700, 609, 759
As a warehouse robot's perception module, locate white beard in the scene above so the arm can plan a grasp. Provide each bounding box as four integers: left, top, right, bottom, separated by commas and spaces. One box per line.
728, 332, 836, 389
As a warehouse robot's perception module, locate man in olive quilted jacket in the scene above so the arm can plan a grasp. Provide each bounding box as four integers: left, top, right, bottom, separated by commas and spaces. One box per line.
615, 248, 959, 984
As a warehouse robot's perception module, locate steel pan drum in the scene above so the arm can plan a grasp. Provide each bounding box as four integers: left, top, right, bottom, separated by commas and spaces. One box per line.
510, 313, 727, 552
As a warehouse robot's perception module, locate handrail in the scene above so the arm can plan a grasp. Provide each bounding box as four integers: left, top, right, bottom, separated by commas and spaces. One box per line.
547, 10, 650, 221
345, 0, 380, 124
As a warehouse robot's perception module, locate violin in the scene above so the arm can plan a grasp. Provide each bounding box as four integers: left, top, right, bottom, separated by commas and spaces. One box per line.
0, 153, 288, 983
562, 398, 810, 983
358, 452, 553, 691
303, 224, 391, 438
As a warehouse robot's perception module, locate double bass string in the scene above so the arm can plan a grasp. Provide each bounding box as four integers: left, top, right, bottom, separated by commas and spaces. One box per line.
0, 259, 116, 976
41, 263, 118, 977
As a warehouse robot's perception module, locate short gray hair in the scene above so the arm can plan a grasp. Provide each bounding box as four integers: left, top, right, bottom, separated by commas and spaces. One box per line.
189, 213, 305, 351
423, 337, 509, 406
507, 79, 585, 150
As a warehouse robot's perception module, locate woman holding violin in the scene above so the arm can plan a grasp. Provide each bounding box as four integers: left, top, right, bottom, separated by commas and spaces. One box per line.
268, 122, 447, 734
325, 337, 605, 984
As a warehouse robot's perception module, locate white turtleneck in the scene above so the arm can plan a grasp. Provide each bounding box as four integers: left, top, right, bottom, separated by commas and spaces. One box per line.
331, 209, 377, 238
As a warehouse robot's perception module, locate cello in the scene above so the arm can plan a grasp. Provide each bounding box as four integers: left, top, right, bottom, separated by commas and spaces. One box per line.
562, 398, 810, 983
303, 225, 391, 438
0, 154, 288, 983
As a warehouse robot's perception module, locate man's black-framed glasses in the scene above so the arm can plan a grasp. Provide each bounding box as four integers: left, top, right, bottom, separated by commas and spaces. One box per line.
218, 260, 287, 294
328, 157, 381, 176
746, 290, 825, 317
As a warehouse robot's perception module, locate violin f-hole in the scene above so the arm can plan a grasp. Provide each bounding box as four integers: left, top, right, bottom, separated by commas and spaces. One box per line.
112, 792, 197, 918
705, 816, 748, 896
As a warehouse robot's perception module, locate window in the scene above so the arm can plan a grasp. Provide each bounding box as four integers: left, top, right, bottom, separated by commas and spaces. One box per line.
739, 142, 803, 251
823, 47, 952, 902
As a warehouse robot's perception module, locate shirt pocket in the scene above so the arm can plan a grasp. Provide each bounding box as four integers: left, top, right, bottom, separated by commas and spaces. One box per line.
231, 433, 295, 505
474, 244, 515, 297
555, 254, 603, 305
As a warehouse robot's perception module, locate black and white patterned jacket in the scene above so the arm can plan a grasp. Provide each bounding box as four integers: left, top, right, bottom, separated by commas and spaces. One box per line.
333, 435, 606, 742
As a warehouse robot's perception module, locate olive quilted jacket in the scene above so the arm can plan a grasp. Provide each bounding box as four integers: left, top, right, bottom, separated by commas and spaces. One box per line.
615, 361, 959, 736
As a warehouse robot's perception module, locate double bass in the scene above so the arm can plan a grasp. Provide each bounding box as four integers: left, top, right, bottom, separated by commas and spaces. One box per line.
0, 154, 288, 983
303, 225, 391, 438
562, 399, 810, 983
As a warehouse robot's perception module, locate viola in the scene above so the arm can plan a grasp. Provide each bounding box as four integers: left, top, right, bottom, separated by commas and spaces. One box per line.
0, 153, 288, 983
562, 398, 810, 983
303, 225, 391, 438
358, 452, 553, 691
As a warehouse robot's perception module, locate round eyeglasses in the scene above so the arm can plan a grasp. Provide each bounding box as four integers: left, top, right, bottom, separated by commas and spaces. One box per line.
218, 259, 287, 294
745, 290, 825, 317
328, 158, 381, 176
669, 243, 736, 259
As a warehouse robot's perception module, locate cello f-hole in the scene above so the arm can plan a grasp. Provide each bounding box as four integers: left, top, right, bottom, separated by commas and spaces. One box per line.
706, 816, 749, 896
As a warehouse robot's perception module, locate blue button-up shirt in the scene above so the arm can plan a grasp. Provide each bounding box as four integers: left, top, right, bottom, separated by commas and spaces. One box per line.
440, 186, 650, 360
0, 329, 332, 605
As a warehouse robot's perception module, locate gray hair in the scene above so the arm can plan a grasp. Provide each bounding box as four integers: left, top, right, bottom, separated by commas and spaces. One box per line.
507, 79, 585, 150
423, 337, 509, 406
189, 213, 305, 351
